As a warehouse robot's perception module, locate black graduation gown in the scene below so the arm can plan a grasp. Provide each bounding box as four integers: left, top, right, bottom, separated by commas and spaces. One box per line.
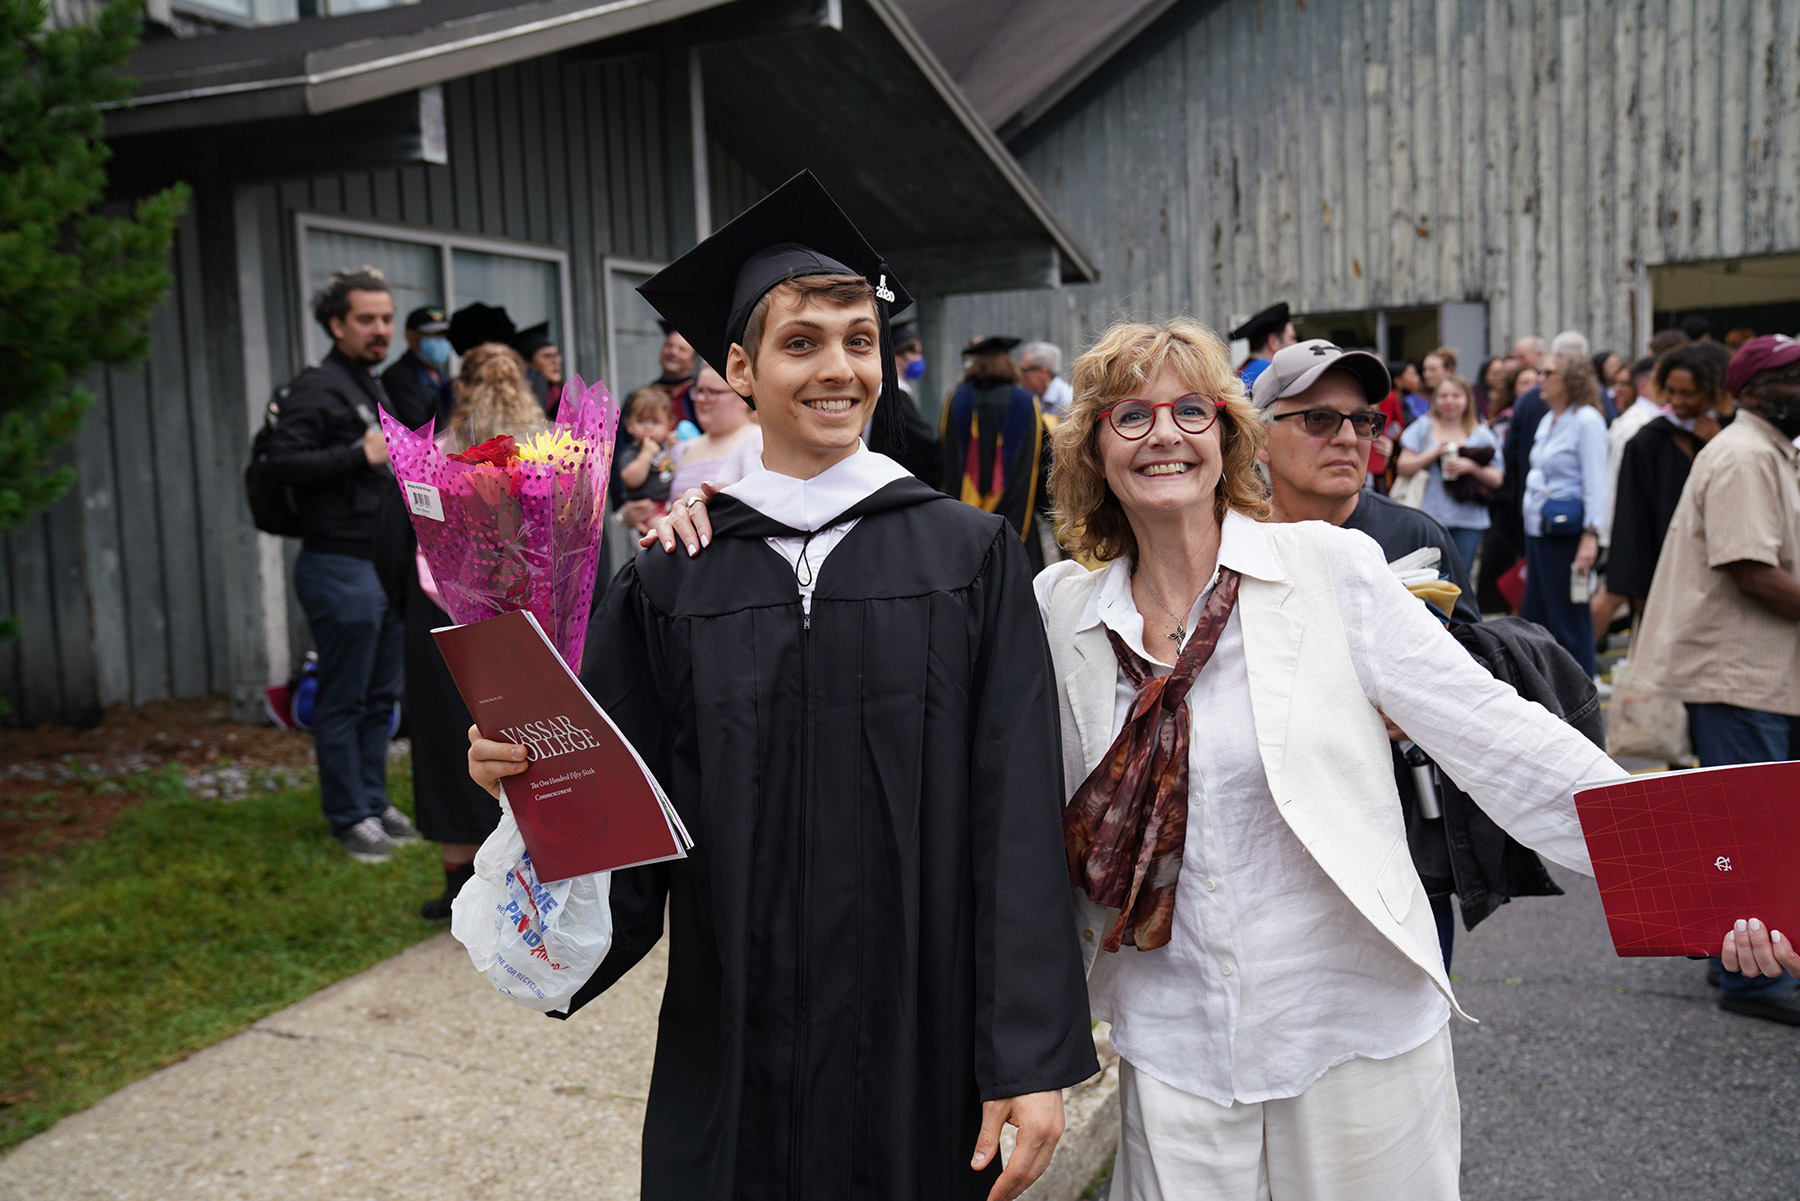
567, 478, 1096, 1201
1606, 417, 1705, 600
373, 486, 503, 844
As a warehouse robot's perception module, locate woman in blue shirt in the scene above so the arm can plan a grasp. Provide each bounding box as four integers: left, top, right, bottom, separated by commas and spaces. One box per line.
1521, 351, 1610, 676
1396, 373, 1504, 577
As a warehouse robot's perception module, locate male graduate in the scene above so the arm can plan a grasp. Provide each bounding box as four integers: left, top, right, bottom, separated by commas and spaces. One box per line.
470, 171, 1097, 1201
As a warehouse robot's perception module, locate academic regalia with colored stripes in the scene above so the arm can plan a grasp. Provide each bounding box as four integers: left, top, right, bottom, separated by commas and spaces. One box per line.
938, 381, 1046, 571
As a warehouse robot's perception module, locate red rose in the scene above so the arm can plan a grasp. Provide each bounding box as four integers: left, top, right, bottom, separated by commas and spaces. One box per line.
448, 435, 517, 466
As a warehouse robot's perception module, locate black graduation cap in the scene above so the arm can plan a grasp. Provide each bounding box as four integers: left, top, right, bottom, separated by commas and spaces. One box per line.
448, 303, 517, 355
511, 322, 556, 357
963, 336, 1021, 357
637, 170, 913, 454
1229, 302, 1291, 348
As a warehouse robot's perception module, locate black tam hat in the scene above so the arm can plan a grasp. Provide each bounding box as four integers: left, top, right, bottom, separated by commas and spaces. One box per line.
963, 335, 1021, 357
636, 170, 914, 456
1228, 302, 1291, 350
510, 322, 555, 357
448, 303, 517, 355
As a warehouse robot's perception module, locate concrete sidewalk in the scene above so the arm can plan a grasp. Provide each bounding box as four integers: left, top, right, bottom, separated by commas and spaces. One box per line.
0, 934, 1117, 1200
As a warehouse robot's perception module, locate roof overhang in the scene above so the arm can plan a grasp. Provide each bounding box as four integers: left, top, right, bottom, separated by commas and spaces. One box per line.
696, 0, 1095, 285
102, 0, 1096, 292
106, 0, 734, 136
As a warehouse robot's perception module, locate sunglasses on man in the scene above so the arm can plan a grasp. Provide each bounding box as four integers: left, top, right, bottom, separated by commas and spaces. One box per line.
1269, 408, 1386, 440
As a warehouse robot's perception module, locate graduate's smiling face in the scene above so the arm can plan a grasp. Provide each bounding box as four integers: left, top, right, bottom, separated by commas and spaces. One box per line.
1097, 365, 1226, 521
728, 280, 882, 478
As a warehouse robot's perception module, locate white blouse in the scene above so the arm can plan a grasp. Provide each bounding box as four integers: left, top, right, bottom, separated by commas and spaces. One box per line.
1035, 514, 1459, 1105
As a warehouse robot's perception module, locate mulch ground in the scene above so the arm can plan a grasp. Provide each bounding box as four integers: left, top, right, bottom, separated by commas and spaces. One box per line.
0, 698, 319, 863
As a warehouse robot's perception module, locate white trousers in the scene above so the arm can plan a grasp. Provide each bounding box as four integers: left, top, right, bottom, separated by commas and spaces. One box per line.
1112, 1024, 1461, 1201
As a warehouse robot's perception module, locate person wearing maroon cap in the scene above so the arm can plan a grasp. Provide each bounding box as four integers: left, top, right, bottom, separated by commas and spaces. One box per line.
1632, 333, 1800, 1025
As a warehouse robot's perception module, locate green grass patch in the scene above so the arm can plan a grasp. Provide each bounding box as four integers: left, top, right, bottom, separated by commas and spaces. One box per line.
0, 766, 440, 1154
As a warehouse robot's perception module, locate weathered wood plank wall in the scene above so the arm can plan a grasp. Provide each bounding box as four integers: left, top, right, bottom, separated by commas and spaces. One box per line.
946, 0, 1800, 361
0, 51, 697, 722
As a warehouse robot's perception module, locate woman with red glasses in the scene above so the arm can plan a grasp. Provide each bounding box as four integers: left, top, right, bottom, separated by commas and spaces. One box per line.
1035, 318, 1616, 1199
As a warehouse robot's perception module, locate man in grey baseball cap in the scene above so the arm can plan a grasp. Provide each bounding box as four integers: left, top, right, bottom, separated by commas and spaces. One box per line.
1254, 338, 1480, 624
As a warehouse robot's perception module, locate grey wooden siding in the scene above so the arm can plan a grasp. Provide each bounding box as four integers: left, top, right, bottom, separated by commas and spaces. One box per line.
246, 53, 684, 396
708, 136, 768, 228
946, 0, 1800, 360
1, 50, 696, 721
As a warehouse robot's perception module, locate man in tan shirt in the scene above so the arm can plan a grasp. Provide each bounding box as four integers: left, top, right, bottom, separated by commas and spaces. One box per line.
1634, 334, 1800, 1024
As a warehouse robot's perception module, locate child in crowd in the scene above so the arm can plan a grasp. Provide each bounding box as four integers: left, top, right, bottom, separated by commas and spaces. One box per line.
615, 387, 679, 533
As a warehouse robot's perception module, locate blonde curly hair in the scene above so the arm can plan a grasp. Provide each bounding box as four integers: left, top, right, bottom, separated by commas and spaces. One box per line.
1049, 318, 1270, 563
450, 343, 545, 442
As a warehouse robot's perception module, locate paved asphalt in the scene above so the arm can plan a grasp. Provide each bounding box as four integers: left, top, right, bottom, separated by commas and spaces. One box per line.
1452, 865, 1798, 1201
1092, 869, 1799, 1201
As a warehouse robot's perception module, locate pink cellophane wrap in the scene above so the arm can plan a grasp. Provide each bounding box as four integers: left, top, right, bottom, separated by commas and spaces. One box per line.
380, 374, 619, 670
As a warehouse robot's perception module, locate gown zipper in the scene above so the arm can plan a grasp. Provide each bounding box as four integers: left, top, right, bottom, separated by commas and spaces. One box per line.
790, 602, 813, 1190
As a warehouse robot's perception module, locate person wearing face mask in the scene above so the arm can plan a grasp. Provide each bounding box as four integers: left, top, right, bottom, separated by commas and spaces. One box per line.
1605, 343, 1733, 608
381, 306, 455, 429
880, 324, 940, 483
1632, 334, 1800, 1025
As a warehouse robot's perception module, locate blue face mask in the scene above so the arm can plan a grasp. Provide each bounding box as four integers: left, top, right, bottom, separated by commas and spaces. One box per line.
903, 356, 927, 382
418, 335, 452, 368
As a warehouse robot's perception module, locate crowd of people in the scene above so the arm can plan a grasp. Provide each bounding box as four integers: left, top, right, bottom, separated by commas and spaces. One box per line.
263, 211, 1796, 1199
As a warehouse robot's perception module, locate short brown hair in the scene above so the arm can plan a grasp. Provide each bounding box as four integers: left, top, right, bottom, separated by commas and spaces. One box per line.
963, 350, 1021, 386
1547, 349, 1601, 413
625, 387, 673, 424
311, 265, 389, 332
740, 274, 875, 363
1050, 318, 1270, 564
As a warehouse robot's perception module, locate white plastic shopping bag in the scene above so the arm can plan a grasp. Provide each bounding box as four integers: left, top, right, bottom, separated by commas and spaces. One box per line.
450, 799, 613, 1014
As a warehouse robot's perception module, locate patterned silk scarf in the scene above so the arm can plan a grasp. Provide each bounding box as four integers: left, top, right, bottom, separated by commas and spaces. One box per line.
1062, 567, 1242, 952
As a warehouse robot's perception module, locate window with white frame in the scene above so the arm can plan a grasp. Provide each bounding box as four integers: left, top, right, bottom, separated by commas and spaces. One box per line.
296, 213, 570, 376
605, 257, 671, 398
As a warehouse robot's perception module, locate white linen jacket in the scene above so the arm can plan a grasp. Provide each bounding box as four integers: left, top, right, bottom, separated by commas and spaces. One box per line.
1042, 515, 1613, 1023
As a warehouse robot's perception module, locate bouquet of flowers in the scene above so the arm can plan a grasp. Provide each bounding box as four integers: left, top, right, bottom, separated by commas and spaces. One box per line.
380, 374, 619, 669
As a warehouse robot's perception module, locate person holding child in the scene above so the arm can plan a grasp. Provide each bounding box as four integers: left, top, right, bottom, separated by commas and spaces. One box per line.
612, 388, 681, 536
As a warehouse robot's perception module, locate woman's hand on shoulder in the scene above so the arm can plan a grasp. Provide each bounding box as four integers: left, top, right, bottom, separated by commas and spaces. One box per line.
467, 723, 528, 800
640, 482, 721, 555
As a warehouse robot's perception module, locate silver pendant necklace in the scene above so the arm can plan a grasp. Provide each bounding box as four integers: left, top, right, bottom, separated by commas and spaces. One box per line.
1139, 577, 1190, 645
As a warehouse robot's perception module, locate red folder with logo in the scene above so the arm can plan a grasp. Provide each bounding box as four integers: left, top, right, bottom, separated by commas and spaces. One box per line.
1573, 762, 1800, 957
433, 609, 691, 883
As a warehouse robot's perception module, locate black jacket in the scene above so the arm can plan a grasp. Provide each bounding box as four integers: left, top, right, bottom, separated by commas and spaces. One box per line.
1606, 417, 1705, 599
1497, 386, 1548, 542
379, 350, 447, 431
1430, 617, 1604, 929
260, 349, 391, 558
1342, 490, 1483, 624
